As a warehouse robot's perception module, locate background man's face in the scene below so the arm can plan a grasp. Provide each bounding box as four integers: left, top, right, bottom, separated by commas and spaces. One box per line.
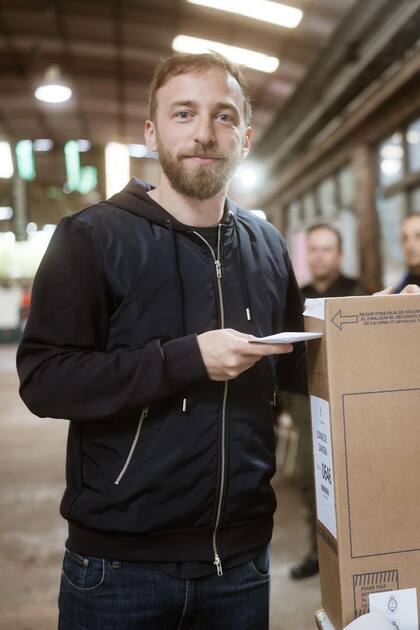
400, 215, 420, 272
307, 228, 342, 281
145, 67, 252, 200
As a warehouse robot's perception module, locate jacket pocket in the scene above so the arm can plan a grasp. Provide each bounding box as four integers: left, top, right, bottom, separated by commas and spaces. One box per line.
114, 406, 149, 485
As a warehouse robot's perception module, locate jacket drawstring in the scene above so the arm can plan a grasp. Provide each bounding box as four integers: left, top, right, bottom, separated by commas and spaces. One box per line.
233, 217, 254, 331
167, 220, 189, 414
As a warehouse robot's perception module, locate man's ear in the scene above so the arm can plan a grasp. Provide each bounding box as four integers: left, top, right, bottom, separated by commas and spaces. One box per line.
242, 126, 253, 158
144, 119, 158, 153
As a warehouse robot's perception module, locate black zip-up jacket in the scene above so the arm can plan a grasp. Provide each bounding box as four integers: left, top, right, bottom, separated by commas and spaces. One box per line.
16, 178, 307, 566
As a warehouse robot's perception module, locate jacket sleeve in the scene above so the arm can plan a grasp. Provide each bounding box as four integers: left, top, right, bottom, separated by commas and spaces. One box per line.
16, 216, 207, 421
276, 247, 308, 396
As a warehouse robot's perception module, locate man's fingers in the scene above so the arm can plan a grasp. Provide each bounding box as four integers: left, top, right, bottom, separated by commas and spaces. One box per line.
373, 286, 393, 296
226, 330, 293, 355
228, 329, 255, 340
243, 341, 294, 356
373, 284, 420, 295
400, 284, 420, 294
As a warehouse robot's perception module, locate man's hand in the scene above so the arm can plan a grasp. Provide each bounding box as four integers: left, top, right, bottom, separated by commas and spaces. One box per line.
400, 284, 420, 294
197, 328, 293, 382
374, 285, 420, 295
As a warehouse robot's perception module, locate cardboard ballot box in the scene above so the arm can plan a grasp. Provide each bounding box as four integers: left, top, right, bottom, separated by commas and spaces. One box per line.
304, 294, 420, 630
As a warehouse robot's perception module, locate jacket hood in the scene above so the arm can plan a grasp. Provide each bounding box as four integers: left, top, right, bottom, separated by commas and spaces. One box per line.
107, 177, 236, 231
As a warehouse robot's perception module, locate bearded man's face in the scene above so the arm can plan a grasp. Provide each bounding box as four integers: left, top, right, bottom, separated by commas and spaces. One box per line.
146, 67, 252, 200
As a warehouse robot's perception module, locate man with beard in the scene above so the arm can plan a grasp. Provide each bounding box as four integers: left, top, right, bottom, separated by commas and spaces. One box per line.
16, 53, 307, 629
301, 223, 367, 300
394, 213, 420, 292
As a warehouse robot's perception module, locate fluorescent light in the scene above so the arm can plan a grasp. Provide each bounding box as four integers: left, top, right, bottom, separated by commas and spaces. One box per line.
42, 224, 57, 233
35, 84, 72, 104
33, 138, 54, 152
380, 144, 403, 159
237, 166, 257, 188
0, 207, 13, 220
186, 0, 302, 29
78, 139, 92, 152
35, 65, 72, 104
16, 140, 36, 180
3, 231, 15, 243
407, 130, 420, 144
128, 144, 148, 158
380, 159, 402, 177
0, 142, 14, 178
234, 163, 263, 189
26, 222, 38, 234
172, 35, 279, 73
105, 142, 130, 198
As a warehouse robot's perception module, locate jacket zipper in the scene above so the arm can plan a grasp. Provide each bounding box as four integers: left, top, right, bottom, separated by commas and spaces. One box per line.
192, 224, 227, 577
114, 406, 149, 485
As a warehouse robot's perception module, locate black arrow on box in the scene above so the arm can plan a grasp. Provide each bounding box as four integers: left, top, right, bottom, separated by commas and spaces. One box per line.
331, 310, 359, 331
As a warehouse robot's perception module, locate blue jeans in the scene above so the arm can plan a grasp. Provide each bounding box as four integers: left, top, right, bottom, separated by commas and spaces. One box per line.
58, 547, 270, 629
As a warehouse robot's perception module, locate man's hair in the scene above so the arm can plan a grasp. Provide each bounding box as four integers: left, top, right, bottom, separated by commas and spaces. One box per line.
148, 52, 252, 125
402, 212, 420, 224
306, 223, 343, 252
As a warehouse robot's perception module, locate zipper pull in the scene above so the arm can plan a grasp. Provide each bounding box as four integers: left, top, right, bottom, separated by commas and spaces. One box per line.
214, 553, 223, 576
215, 260, 222, 279
141, 407, 149, 420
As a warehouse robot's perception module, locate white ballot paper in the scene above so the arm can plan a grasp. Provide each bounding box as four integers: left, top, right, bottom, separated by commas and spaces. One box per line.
304, 297, 326, 321
343, 612, 394, 629
249, 331, 323, 344
303, 295, 367, 322
369, 588, 418, 630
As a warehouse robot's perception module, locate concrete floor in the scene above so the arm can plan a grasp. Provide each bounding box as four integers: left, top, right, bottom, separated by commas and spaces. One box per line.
0, 343, 320, 630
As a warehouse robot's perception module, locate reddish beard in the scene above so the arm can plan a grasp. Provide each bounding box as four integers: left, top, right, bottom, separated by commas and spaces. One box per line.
156, 135, 243, 200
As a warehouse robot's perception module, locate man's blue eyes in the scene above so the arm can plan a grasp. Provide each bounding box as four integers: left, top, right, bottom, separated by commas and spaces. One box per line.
174, 112, 234, 122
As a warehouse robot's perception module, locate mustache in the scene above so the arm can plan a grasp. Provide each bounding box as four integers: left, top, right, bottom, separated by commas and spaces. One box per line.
178, 149, 226, 159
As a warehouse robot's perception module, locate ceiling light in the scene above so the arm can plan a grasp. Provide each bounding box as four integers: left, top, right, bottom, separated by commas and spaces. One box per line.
407, 130, 420, 145
128, 144, 148, 158
78, 139, 92, 152
33, 139, 54, 152
186, 0, 302, 29
26, 222, 38, 234
105, 143, 130, 198
0, 142, 14, 178
2, 231, 15, 243
380, 144, 403, 159
391, 132, 402, 143
234, 163, 264, 189
0, 207, 13, 220
380, 159, 402, 177
35, 65, 72, 104
172, 35, 279, 73
42, 224, 57, 233
16, 140, 36, 180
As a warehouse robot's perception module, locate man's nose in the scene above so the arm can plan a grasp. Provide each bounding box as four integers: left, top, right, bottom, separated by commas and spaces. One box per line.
194, 117, 216, 146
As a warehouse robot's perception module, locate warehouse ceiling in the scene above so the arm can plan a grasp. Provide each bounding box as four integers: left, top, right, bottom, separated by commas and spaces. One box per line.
0, 0, 359, 147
